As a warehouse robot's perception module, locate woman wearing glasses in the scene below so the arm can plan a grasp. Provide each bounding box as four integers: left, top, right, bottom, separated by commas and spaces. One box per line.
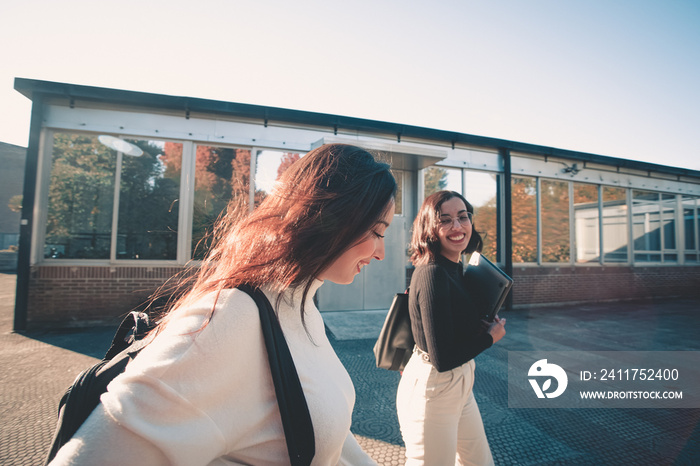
396, 190, 506, 465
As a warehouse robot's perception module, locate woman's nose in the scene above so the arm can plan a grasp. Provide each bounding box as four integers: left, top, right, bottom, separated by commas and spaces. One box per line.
374, 238, 386, 261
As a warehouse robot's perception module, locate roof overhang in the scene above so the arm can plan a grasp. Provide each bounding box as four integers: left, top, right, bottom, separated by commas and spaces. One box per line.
311, 137, 447, 171
13, 77, 700, 179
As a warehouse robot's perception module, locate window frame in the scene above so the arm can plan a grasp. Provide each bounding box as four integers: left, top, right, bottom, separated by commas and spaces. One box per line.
36, 130, 191, 265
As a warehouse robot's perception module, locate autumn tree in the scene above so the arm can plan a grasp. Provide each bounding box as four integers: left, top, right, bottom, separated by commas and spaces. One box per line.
45, 133, 117, 258
277, 153, 300, 179
44, 134, 180, 260
511, 177, 537, 262
185, 146, 251, 259
424, 167, 448, 197
540, 180, 570, 262
117, 139, 181, 260
471, 195, 498, 260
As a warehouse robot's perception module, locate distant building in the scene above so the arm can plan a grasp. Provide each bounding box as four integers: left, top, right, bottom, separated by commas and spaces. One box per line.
12, 78, 700, 328
0, 141, 25, 254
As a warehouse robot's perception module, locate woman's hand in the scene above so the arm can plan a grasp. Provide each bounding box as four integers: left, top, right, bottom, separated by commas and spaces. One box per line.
484, 316, 506, 344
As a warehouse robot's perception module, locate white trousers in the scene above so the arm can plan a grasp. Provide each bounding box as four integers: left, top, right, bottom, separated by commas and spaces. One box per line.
396, 355, 494, 466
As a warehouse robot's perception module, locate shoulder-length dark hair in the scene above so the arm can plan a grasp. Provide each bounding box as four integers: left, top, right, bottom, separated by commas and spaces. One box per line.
155, 143, 397, 331
409, 190, 483, 266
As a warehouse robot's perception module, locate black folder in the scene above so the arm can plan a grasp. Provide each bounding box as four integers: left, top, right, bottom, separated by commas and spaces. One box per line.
463, 252, 513, 322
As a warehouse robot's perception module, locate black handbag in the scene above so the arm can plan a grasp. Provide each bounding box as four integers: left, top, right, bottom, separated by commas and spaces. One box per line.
45, 285, 315, 466
373, 289, 414, 371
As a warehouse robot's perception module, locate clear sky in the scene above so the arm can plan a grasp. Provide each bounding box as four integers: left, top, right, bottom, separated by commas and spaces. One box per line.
2, 0, 699, 170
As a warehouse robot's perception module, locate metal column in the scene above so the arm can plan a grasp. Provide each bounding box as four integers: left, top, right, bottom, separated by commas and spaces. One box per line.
13, 94, 43, 331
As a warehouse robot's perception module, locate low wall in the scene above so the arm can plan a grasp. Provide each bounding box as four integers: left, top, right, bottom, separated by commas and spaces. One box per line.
512, 265, 700, 306
24, 264, 700, 327
26, 265, 190, 327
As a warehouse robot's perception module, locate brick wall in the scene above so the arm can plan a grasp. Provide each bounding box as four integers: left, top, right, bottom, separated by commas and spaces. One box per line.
27, 265, 192, 326
512, 265, 700, 306
26, 264, 700, 327
405, 264, 700, 307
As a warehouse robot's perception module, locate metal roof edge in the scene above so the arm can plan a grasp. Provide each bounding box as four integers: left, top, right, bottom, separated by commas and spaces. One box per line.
13, 77, 700, 179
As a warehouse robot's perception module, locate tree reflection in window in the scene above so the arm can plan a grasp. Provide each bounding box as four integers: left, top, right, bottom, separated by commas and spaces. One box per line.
464, 171, 498, 261
189, 146, 253, 260
424, 167, 448, 198
255, 151, 301, 208
541, 180, 570, 262
117, 139, 182, 260
512, 176, 537, 263
45, 134, 182, 261
45, 133, 117, 259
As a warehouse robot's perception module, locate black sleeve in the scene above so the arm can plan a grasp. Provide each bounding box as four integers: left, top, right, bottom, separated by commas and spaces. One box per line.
410, 264, 493, 372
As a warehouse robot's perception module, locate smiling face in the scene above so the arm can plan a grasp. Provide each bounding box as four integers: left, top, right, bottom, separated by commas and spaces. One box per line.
318, 201, 395, 284
436, 196, 472, 262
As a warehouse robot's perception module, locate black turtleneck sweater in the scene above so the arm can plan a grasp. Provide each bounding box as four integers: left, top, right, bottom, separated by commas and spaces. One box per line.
409, 254, 494, 372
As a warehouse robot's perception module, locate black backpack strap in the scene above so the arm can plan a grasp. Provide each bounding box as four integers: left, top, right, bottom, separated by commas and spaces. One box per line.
104, 312, 153, 360
44, 335, 151, 464
238, 284, 315, 466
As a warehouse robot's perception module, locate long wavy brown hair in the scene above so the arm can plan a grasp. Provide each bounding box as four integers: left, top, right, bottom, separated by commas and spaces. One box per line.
153, 143, 397, 333
409, 190, 483, 267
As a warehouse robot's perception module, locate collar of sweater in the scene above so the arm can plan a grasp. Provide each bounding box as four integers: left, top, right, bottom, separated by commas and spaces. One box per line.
262, 278, 324, 311
434, 254, 463, 275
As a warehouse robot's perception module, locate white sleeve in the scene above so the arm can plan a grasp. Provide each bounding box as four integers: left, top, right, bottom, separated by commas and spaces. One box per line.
51, 289, 280, 466
48, 404, 170, 466
337, 431, 378, 466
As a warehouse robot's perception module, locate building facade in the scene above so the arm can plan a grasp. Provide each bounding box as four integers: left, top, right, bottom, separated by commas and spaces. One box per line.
0, 142, 25, 272
0, 142, 25, 248
13, 78, 700, 329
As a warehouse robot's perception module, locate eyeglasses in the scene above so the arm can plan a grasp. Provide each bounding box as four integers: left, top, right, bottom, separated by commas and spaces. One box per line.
439, 212, 473, 228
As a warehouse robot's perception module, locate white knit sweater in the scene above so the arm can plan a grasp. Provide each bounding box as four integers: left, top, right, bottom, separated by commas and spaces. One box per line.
50, 280, 377, 465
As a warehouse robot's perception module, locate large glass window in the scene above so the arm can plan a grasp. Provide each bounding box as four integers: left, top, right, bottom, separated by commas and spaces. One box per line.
44, 133, 183, 261
47, 134, 700, 269
254, 150, 302, 208
632, 190, 661, 262
422, 167, 498, 260
117, 139, 181, 260
45, 133, 117, 259
682, 196, 698, 263
424, 166, 461, 198
191, 146, 253, 260
512, 176, 537, 263
464, 171, 498, 260
541, 180, 570, 262
391, 170, 404, 216
661, 194, 677, 262
573, 183, 600, 263
602, 187, 629, 263
631, 190, 679, 263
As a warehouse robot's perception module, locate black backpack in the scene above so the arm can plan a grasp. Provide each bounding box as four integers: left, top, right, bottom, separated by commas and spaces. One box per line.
44, 285, 315, 466
44, 310, 155, 464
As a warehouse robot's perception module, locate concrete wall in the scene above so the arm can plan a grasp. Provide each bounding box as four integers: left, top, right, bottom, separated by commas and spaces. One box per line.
317, 214, 408, 312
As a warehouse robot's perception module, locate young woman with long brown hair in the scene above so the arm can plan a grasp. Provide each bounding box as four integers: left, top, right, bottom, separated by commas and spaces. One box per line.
396, 190, 506, 465
50, 144, 396, 465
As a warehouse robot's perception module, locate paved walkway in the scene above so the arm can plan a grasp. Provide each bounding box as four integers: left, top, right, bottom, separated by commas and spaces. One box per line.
1, 271, 699, 465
